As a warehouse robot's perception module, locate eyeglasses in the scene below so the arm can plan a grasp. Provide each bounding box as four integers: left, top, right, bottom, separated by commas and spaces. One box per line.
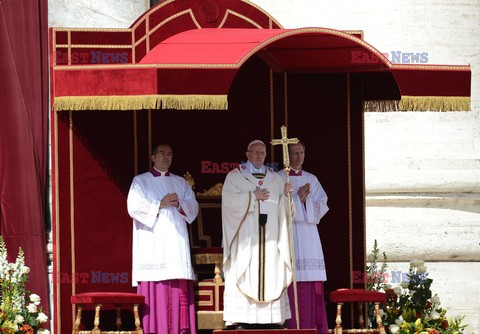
155, 151, 173, 158
248, 150, 266, 157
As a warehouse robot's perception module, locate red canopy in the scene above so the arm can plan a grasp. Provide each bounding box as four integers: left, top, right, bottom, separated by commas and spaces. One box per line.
140, 28, 390, 71
52, 27, 470, 111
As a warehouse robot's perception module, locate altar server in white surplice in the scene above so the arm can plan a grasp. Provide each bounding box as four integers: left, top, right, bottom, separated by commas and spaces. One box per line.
278, 141, 329, 334
128, 143, 199, 334
222, 139, 293, 330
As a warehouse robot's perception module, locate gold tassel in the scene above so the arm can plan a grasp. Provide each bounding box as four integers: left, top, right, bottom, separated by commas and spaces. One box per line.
54, 95, 228, 111
363, 100, 400, 112
398, 96, 470, 111
158, 95, 228, 110
53, 95, 159, 111
364, 96, 470, 112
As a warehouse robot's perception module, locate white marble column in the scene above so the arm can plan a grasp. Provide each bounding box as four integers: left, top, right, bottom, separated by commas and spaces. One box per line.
48, 0, 149, 28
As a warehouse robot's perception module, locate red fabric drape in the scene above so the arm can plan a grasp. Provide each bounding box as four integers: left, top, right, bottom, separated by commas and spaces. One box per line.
0, 0, 49, 318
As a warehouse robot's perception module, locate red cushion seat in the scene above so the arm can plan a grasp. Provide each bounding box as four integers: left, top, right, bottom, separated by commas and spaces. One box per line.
330, 288, 386, 303
71, 292, 145, 305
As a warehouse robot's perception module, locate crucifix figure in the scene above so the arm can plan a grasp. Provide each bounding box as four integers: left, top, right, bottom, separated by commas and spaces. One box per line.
271, 125, 300, 329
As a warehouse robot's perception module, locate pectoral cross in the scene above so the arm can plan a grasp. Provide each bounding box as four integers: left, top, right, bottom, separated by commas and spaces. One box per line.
271, 125, 299, 172
270, 125, 300, 329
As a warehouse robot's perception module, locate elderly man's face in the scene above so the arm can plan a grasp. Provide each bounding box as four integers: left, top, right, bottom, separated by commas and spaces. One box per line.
246, 143, 267, 168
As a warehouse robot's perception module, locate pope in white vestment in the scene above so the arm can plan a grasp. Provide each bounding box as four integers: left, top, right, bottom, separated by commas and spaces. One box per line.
128, 144, 199, 334
278, 142, 329, 333
222, 140, 292, 328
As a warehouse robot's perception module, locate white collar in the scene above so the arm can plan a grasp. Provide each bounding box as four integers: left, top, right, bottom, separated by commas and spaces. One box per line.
245, 160, 265, 174
153, 167, 169, 176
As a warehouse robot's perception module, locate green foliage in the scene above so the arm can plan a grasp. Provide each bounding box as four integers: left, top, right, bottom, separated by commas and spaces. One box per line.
366, 239, 388, 291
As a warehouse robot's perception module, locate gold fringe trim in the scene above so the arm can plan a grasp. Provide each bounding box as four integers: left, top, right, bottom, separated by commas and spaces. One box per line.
364, 96, 470, 112
53, 95, 228, 111
54, 95, 158, 111
364, 100, 400, 112
160, 95, 227, 110
399, 96, 470, 111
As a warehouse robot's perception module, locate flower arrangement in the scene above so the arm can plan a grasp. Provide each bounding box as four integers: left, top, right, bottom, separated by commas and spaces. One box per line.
367, 241, 471, 334
366, 239, 388, 292
0, 237, 50, 334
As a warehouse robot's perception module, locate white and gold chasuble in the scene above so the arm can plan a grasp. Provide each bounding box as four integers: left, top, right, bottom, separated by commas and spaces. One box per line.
222, 163, 292, 324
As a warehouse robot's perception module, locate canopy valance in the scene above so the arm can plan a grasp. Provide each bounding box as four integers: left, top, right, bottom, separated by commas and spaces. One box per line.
52, 28, 471, 112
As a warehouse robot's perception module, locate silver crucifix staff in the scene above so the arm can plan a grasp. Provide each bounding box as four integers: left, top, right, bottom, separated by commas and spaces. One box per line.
271, 125, 300, 330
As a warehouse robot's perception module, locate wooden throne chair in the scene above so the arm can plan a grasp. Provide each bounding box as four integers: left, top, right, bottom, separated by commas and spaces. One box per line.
186, 174, 225, 330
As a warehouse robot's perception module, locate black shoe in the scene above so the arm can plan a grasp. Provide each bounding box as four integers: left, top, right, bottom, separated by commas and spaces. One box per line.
236, 323, 248, 330
223, 324, 238, 330
236, 323, 284, 330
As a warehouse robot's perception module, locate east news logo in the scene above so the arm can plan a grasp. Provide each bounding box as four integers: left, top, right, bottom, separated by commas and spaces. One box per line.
56, 51, 129, 64
351, 51, 429, 64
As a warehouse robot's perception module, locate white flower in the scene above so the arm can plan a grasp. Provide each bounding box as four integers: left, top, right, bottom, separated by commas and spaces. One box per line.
417, 264, 427, 273
410, 259, 425, 267
15, 314, 24, 324
22, 265, 30, 274
38, 329, 51, 334
12, 324, 18, 332
30, 293, 41, 305
26, 302, 38, 313
37, 312, 48, 323
395, 316, 404, 326
432, 294, 441, 304
393, 286, 402, 295
429, 310, 441, 320
389, 324, 399, 333
409, 290, 416, 298
400, 282, 409, 289
383, 284, 392, 291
